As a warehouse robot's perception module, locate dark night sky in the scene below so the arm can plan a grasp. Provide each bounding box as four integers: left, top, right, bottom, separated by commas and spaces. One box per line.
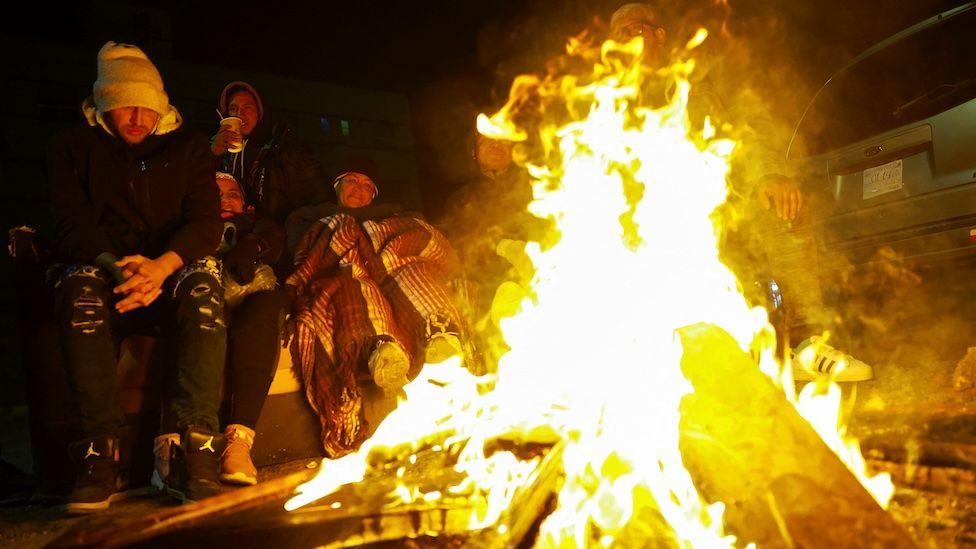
2, 0, 967, 211
168, 0, 968, 201
163, 0, 964, 93
6, 0, 965, 101
151, 1, 966, 93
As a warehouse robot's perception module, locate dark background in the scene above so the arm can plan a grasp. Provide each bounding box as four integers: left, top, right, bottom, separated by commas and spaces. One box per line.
1, 0, 965, 213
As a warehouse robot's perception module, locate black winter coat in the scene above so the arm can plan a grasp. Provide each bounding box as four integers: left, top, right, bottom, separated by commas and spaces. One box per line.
216, 82, 331, 268
216, 125, 331, 265
219, 125, 330, 222
48, 124, 221, 265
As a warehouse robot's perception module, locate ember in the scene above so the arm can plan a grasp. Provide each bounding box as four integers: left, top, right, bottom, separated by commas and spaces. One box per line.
286, 25, 893, 548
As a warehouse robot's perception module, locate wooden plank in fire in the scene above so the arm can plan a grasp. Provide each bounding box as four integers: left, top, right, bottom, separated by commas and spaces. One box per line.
677, 323, 916, 548
46, 468, 317, 548
854, 408, 976, 470
47, 438, 563, 548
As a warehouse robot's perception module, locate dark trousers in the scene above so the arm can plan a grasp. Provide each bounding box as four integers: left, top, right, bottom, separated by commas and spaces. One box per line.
226, 287, 290, 428
53, 260, 227, 439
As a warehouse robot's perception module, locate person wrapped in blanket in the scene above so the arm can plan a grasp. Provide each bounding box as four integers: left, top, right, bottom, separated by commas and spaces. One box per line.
285, 171, 468, 457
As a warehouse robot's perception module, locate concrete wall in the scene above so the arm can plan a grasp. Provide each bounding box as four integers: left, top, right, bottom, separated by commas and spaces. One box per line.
0, 32, 420, 408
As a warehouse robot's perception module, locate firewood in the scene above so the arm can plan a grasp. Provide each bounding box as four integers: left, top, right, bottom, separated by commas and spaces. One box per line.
677, 323, 915, 548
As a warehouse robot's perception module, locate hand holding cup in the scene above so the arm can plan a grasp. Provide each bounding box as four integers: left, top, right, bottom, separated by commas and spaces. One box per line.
213, 116, 244, 155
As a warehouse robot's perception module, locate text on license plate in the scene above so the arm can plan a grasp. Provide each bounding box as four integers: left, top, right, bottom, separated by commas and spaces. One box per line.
862, 158, 903, 199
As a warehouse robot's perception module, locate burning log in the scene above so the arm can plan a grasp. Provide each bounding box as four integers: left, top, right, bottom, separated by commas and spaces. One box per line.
46, 440, 563, 548
850, 404, 976, 471
46, 469, 315, 548
677, 323, 915, 548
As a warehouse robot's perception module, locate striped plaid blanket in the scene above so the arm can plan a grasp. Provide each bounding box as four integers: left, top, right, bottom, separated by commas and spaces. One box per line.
286, 211, 463, 457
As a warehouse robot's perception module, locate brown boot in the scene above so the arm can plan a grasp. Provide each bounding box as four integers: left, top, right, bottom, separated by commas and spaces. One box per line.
220, 424, 257, 486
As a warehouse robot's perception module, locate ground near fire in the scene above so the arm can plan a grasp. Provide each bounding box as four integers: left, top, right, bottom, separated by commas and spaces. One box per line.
2, 1, 975, 547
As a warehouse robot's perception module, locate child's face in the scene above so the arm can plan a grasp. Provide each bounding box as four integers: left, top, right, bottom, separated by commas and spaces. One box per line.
217, 177, 245, 218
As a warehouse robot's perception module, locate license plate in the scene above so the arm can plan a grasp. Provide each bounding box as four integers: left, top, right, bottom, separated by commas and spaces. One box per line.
862, 158, 903, 199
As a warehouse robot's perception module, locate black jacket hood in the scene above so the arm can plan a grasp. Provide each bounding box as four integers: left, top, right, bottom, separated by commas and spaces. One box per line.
217, 81, 273, 145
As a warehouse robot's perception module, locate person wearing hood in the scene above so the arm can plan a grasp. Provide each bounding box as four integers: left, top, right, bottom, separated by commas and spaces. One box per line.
209, 81, 329, 485
47, 42, 227, 511
211, 80, 331, 275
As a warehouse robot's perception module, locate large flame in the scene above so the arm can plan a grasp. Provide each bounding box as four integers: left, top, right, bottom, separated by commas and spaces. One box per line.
286, 29, 891, 546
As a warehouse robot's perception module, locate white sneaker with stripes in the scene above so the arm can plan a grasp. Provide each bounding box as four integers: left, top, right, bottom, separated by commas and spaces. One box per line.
792, 336, 875, 382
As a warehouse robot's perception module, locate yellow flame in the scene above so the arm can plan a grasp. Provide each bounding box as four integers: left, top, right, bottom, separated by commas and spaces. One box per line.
686, 28, 709, 50
506, 39, 747, 547
791, 337, 895, 505
475, 75, 540, 142
287, 25, 892, 546
477, 113, 525, 142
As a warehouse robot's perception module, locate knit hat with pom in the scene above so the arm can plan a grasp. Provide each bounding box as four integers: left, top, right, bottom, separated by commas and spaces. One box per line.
92, 41, 170, 115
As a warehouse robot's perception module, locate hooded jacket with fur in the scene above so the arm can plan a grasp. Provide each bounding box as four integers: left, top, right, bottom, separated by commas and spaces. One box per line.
48, 98, 221, 265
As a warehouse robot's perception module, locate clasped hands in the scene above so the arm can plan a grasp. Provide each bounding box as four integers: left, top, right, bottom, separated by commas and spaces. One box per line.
112, 251, 183, 313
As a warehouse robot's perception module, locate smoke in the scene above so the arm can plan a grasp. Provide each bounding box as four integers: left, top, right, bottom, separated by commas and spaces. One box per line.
414, 0, 834, 202
413, 0, 600, 221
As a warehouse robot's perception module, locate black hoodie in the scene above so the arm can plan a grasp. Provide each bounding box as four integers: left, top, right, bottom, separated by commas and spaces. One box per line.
215, 81, 332, 268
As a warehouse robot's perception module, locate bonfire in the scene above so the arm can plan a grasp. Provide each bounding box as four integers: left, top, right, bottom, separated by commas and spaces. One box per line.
286, 26, 895, 548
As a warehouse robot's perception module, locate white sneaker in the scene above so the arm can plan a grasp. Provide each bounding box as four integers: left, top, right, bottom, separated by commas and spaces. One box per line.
792, 336, 874, 382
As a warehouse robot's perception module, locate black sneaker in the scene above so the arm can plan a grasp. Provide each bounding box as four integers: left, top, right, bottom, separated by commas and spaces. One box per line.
0, 457, 34, 505
65, 436, 126, 514
165, 426, 225, 503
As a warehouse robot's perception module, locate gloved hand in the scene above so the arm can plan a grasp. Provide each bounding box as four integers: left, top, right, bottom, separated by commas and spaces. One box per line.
223, 237, 263, 284
94, 252, 126, 284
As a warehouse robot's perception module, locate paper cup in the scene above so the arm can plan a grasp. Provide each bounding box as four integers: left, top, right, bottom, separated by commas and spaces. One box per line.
220, 116, 244, 153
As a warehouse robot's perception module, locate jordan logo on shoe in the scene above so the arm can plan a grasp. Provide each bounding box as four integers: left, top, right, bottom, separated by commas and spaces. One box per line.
84, 442, 101, 459
199, 436, 216, 453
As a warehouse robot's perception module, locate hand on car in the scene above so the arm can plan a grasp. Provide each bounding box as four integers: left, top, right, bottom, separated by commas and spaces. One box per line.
211, 126, 241, 156
112, 252, 184, 313
758, 174, 804, 222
